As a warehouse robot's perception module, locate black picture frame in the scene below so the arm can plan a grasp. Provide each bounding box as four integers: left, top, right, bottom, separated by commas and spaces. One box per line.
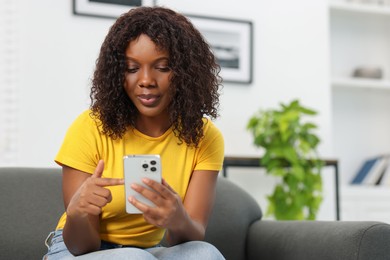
187, 15, 253, 84
73, 0, 155, 19
72, 3, 254, 84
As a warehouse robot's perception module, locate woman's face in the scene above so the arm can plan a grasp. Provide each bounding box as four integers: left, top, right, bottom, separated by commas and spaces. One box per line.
124, 34, 173, 120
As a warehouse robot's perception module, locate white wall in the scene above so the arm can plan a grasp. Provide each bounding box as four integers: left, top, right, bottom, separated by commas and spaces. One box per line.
1, 0, 335, 219
15, 0, 113, 167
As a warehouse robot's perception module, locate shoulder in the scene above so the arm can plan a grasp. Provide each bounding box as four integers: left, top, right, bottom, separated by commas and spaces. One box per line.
194, 118, 225, 170
73, 109, 99, 125
70, 110, 102, 132
62, 109, 105, 143
56, 110, 106, 173
200, 118, 224, 148
202, 118, 223, 139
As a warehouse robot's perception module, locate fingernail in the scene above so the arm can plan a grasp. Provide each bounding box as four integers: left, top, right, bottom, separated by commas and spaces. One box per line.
142, 178, 150, 184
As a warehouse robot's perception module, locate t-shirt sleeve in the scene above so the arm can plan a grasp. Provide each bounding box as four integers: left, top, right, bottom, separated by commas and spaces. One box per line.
194, 119, 225, 171
55, 110, 102, 174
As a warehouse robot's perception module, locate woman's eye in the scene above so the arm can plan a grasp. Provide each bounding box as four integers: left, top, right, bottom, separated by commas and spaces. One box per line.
157, 66, 171, 72
126, 68, 138, 73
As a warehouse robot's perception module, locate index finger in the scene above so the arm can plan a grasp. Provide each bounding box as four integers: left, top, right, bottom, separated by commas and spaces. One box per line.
94, 177, 124, 187
142, 178, 176, 198
91, 160, 105, 179
162, 178, 176, 193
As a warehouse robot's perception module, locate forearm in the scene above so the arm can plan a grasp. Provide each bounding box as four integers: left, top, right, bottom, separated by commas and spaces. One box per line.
164, 171, 218, 245
165, 212, 206, 245
63, 214, 101, 256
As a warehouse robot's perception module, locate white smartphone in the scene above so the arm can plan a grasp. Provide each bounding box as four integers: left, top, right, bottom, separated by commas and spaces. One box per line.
123, 154, 162, 214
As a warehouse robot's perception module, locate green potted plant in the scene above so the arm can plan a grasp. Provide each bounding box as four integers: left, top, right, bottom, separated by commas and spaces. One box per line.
247, 99, 323, 220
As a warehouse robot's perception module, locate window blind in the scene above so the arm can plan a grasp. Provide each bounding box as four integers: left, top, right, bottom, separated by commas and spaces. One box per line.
0, 0, 19, 165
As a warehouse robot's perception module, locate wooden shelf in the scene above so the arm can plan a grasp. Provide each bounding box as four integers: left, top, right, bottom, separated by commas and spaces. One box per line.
332, 77, 390, 90
341, 185, 390, 222
330, 0, 390, 189
330, 1, 390, 16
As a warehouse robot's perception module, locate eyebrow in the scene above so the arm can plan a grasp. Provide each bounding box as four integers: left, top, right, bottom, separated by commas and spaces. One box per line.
125, 57, 169, 63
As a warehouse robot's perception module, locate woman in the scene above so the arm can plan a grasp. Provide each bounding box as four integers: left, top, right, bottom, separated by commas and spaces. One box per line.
44, 6, 225, 260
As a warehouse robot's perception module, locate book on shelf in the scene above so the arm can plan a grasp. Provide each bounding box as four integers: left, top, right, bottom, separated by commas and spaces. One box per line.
351, 155, 390, 185
364, 156, 389, 185
351, 157, 378, 184
380, 161, 390, 186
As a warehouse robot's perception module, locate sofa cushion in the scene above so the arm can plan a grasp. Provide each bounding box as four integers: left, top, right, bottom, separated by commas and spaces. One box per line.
0, 167, 63, 260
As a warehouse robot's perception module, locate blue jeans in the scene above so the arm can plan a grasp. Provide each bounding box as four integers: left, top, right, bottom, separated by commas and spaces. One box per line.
43, 230, 225, 260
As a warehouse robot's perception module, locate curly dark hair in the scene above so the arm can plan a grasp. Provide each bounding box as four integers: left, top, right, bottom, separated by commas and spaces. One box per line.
90, 6, 222, 147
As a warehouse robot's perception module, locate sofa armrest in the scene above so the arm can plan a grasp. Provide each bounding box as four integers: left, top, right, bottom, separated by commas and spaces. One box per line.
246, 220, 390, 260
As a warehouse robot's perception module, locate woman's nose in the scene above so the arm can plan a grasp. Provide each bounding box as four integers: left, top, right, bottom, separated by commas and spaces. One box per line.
138, 68, 155, 88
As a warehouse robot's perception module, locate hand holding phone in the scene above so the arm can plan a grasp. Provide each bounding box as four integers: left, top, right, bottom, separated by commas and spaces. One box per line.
123, 155, 162, 214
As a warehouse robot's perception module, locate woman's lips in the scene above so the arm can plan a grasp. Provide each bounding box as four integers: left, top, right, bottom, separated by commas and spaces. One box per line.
137, 94, 160, 107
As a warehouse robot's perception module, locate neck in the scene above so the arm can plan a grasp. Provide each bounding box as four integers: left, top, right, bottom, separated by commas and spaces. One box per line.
135, 116, 171, 137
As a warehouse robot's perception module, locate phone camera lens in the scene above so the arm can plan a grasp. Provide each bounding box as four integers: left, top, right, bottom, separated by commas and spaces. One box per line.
150, 167, 157, 172
150, 160, 156, 165
142, 164, 148, 169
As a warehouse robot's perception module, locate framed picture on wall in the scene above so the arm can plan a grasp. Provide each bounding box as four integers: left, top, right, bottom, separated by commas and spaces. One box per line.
73, 0, 155, 19
187, 15, 253, 84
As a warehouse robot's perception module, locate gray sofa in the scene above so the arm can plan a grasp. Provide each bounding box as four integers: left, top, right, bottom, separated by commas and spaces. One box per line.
1, 167, 390, 260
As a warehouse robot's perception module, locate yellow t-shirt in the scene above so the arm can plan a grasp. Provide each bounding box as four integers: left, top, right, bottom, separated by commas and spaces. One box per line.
54, 110, 224, 247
